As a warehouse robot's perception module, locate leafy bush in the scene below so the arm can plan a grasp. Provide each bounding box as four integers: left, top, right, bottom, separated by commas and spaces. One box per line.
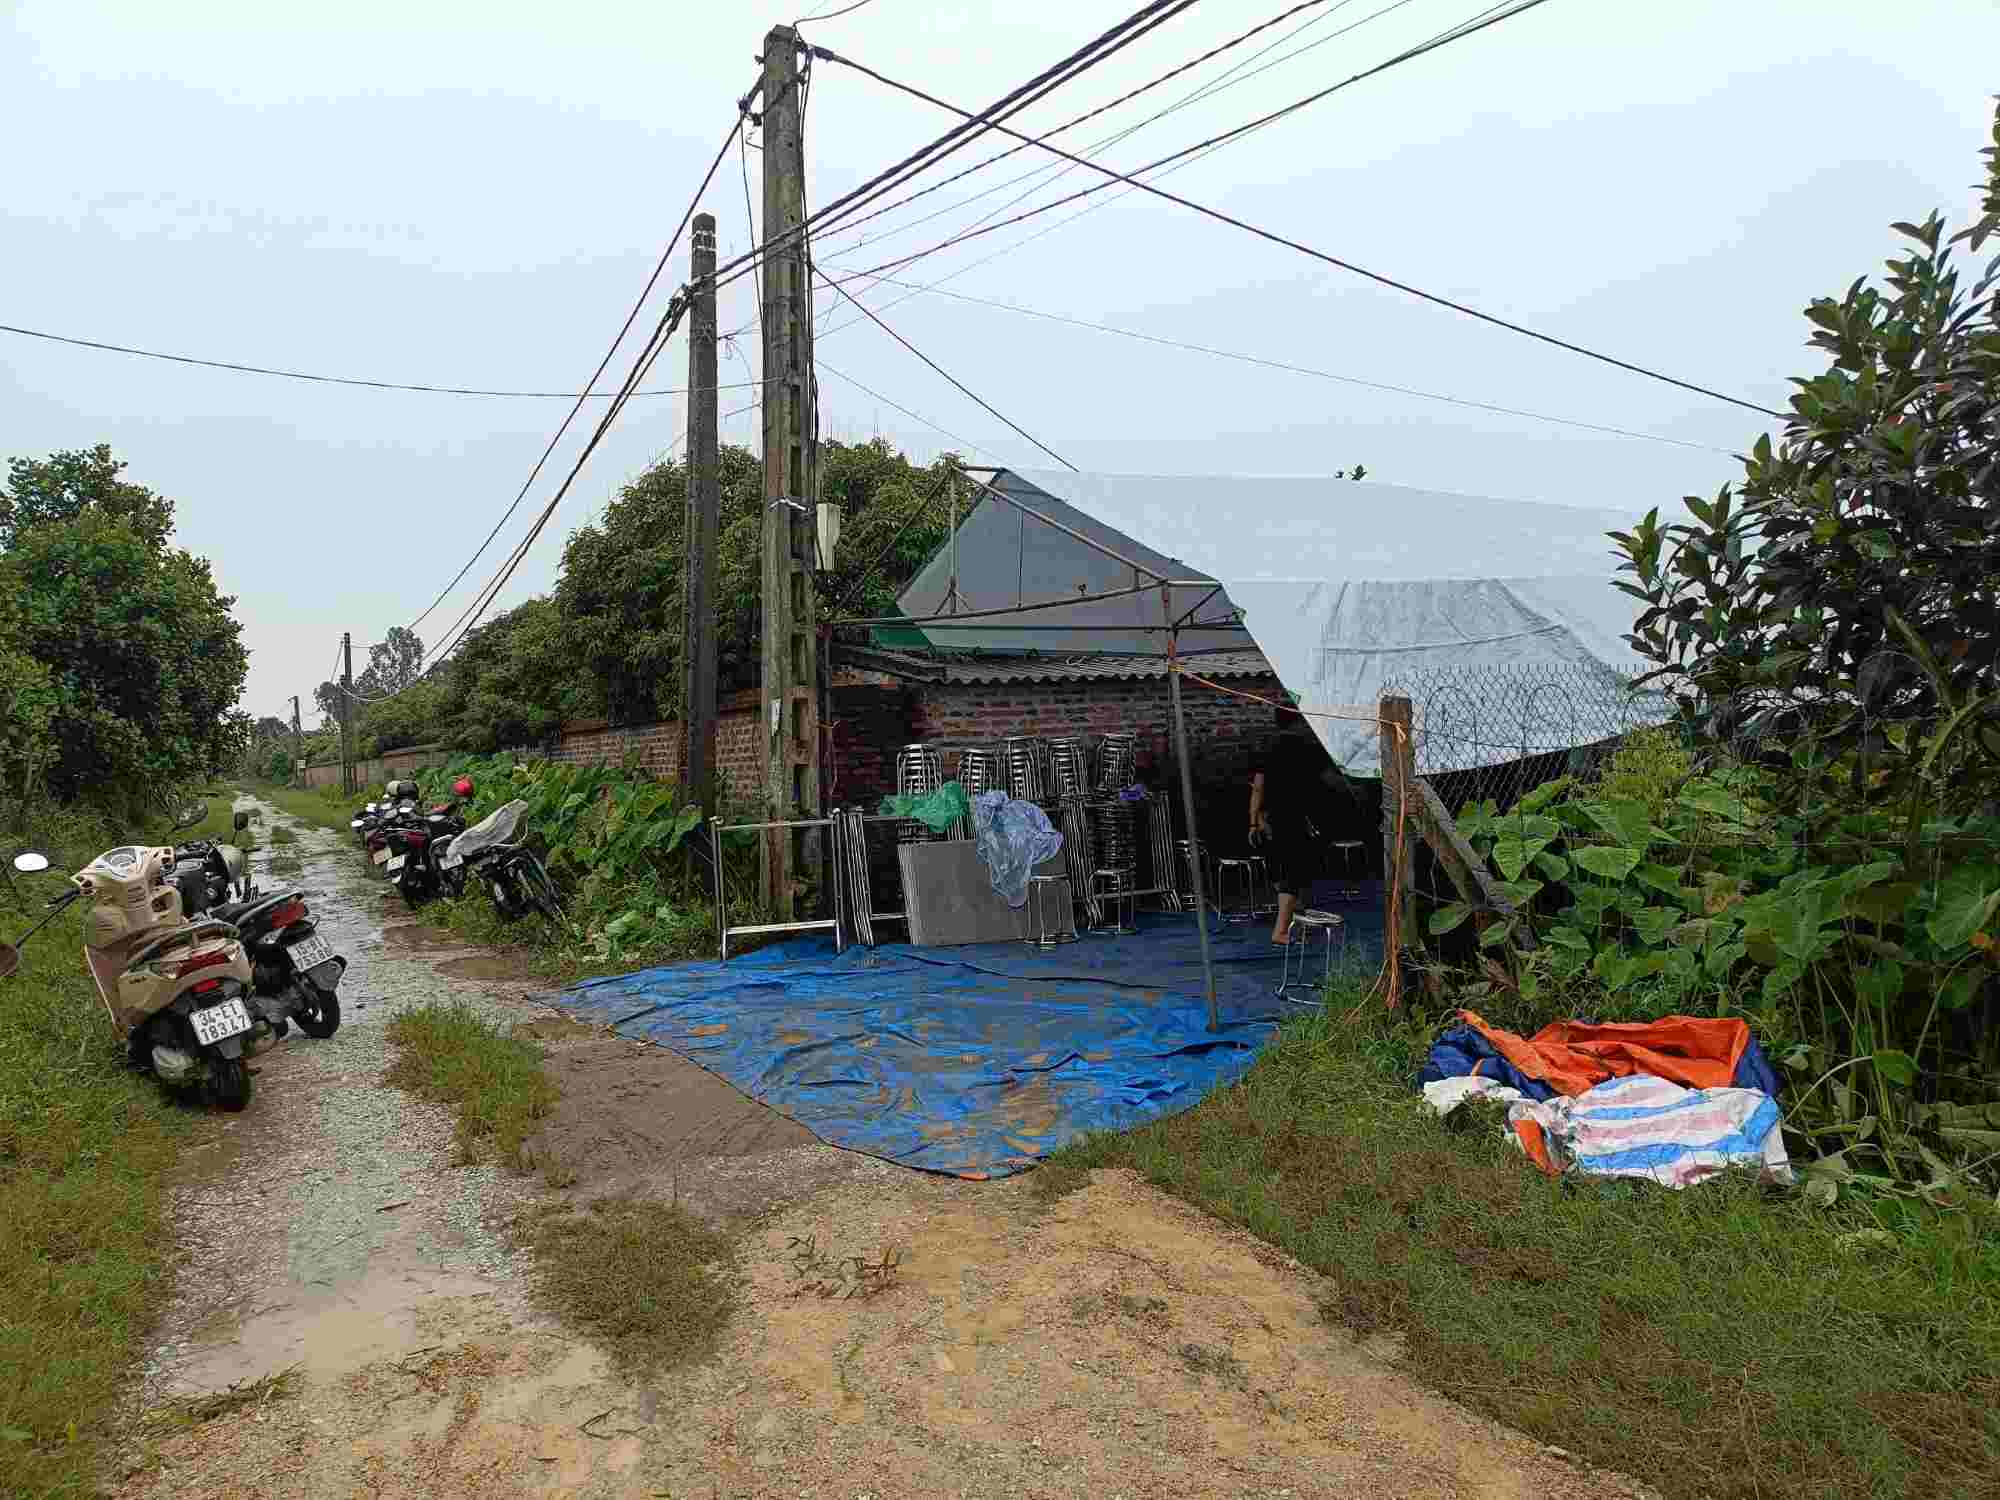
1568, 106, 2000, 1199
416, 753, 736, 964
1433, 755, 2000, 1195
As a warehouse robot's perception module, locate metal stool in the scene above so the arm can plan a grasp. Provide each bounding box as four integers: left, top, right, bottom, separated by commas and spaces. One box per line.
1277, 909, 1346, 1005
1025, 874, 1077, 947
1246, 854, 1276, 915
1330, 840, 1366, 900
1090, 869, 1137, 935
1175, 838, 1211, 913
1215, 857, 1258, 923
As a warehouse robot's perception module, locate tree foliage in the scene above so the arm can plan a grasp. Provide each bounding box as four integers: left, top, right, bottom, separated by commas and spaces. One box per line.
1, 444, 175, 552
358, 625, 424, 696
345, 436, 965, 755
1616, 102, 2000, 829
0, 459, 248, 803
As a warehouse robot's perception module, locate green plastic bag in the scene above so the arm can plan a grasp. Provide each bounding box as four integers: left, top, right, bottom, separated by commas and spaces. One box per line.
879, 780, 970, 832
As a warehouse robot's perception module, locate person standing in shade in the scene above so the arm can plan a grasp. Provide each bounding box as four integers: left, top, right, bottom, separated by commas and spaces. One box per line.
1248, 702, 1324, 945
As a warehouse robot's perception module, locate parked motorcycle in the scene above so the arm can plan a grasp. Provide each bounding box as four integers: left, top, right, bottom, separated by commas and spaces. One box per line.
5, 846, 264, 1110
172, 807, 255, 913
166, 822, 345, 1041
364, 788, 419, 875
197, 883, 345, 1039
437, 798, 564, 923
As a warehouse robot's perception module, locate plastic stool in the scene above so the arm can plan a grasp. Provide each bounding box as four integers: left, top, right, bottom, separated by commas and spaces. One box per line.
1090, 869, 1137, 935
1214, 857, 1258, 923
1277, 909, 1346, 1005
1025, 874, 1077, 947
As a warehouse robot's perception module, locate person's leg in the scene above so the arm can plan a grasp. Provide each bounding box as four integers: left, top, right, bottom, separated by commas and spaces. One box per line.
1272, 890, 1298, 944
1272, 817, 1303, 942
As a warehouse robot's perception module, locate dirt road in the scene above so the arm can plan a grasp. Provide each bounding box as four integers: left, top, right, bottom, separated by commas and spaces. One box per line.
119, 795, 1646, 1500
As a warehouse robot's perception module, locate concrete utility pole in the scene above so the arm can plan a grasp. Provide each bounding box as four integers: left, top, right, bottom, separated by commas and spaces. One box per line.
682, 212, 721, 815
340, 632, 356, 796
290, 695, 304, 787
759, 23, 821, 920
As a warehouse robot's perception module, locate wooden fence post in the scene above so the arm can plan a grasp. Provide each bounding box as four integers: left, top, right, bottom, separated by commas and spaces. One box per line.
1380, 695, 1418, 1001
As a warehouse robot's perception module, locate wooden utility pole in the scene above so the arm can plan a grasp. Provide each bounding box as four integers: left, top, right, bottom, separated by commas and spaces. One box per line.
759, 23, 820, 919
290, 695, 304, 787
682, 212, 721, 813
340, 632, 356, 796
1379, 694, 1418, 1006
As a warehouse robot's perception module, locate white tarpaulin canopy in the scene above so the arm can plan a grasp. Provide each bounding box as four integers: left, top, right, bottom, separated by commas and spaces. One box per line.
894, 468, 1658, 774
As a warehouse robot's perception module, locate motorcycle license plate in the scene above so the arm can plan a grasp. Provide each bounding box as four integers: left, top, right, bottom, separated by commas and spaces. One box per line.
385, 854, 406, 874
371, 847, 390, 866
287, 933, 336, 970
190, 997, 252, 1046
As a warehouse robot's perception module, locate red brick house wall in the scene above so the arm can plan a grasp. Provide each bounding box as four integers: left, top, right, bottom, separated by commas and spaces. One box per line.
544, 669, 1284, 824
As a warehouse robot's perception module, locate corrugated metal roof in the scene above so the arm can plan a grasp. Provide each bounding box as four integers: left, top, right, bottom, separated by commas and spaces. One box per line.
853, 647, 1274, 686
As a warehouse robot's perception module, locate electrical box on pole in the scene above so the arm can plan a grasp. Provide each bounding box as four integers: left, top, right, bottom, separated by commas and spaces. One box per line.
682, 212, 721, 815
758, 23, 822, 921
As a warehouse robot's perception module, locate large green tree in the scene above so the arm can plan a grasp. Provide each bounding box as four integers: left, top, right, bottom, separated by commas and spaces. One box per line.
552, 437, 961, 724
1, 444, 175, 551
0, 508, 249, 800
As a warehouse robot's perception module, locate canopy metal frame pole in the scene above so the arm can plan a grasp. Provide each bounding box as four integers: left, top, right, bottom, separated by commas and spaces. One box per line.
1165, 585, 1220, 1033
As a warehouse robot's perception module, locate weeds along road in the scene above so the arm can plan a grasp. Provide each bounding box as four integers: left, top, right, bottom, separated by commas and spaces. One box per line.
116, 794, 1649, 1500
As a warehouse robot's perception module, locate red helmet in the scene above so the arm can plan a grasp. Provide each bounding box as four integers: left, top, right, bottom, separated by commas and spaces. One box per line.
452, 776, 474, 799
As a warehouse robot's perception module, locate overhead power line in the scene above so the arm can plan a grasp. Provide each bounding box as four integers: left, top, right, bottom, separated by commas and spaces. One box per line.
814, 268, 1075, 470
827, 268, 1735, 453
405, 104, 752, 636
797, 0, 1450, 352
0, 321, 763, 401
812, 4, 1790, 422
719, 0, 1396, 348
817, 359, 998, 462
706, 0, 1205, 292
809, 0, 1348, 255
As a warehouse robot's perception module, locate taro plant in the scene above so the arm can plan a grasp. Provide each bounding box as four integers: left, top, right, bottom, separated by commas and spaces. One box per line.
415, 752, 730, 962
1430, 747, 2000, 1194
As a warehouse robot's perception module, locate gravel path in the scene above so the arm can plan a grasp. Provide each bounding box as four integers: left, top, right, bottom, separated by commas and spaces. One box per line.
116, 793, 1654, 1500
130, 794, 546, 1409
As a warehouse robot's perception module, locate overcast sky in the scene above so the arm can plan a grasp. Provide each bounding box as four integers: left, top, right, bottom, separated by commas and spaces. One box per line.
5, 0, 1996, 725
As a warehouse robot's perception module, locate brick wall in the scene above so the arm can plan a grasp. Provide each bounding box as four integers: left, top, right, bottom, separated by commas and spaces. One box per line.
549, 688, 769, 803
301, 741, 451, 791
541, 672, 1283, 826
914, 673, 1284, 801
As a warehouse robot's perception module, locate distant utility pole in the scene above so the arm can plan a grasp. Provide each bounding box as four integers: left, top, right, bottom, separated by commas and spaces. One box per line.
290, 695, 304, 787
682, 212, 721, 815
759, 23, 821, 920
340, 631, 356, 796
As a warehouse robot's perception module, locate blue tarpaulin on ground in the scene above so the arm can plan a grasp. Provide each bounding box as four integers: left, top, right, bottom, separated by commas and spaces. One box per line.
560, 906, 1382, 1178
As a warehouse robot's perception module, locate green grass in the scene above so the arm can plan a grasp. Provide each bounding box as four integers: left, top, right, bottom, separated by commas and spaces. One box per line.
249, 779, 360, 835
178, 793, 255, 850
514, 1198, 737, 1379
0, 805, 192, 1497
1052, 996, 2000, 1500
384, 1001, 560, 1168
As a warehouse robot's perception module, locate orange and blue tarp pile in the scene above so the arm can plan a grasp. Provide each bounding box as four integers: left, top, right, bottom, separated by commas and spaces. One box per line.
1418, 1011, 1791, 1188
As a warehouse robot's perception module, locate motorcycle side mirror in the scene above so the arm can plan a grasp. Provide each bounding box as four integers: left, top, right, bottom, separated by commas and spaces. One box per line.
12, 852, 51, 874
233, 810, 251, 832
